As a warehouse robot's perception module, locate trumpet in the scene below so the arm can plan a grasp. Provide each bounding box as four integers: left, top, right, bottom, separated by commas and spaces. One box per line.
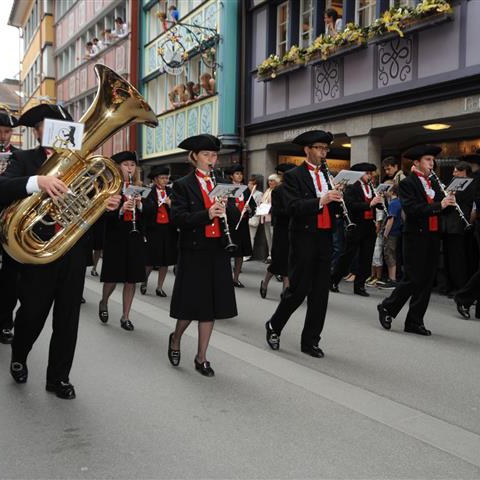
320, 161, 356, 231
367, 180, 388, 217
125, 174, 139, 234
429, 170, 472, 231
210, 169, 238, 253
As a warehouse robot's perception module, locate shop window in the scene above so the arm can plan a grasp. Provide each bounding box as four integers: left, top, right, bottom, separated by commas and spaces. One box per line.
299, 0, 314, 48
356, 0, 377, 27
276, 2, 289, 58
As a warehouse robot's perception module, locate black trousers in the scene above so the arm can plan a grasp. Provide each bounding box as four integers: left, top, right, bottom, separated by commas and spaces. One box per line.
0, 252, 19, 331
455, 270, 480, 307
444, 234, 468, 292
331, 222, 376, 289
12, 243, 86, 383
381, 233, 440, 327
269, 230, 332, 346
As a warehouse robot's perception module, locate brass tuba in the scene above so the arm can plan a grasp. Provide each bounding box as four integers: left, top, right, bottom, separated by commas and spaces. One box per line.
0, 64, 158, 264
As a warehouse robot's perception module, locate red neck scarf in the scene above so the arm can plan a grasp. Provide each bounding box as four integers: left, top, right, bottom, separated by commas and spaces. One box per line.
361, 181, 374, 220
412, 167, 438, 232
156, 188, 169, 224
195, 170, 220, 238
306, 163, 331, 229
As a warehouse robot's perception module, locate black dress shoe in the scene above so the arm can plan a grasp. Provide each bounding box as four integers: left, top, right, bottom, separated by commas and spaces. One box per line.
354, 288, 370, 297
98, 301, 109, 323
265, 321, 280, 350
330, 282, 339, 293
156, 288, 167, 297
404, 324, 431, 336
194, 357, 215, 377
301, 344, 324, 358
10, 362, 28, 383
377, 304, 393, 330
120, 318, 134, 331
140, 283, 147, 295
233, 280, 245, 288
455, 300, 470, 319
168, 332, 180, 366
275, 275, 283, 282
0, 328, 14, 344
90, 268, 98, 277
46, 381, 76, 400
260, 281, 267, 299
80, 297, 86, 304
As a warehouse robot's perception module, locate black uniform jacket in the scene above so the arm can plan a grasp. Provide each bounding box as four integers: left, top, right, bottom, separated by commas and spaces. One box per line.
344, 181, 383, 225
283, 162, 339, 233
399, 174, 443, 234
145, 185, 174, 226
271, 184, 289, 228
171, 171, 240, 250
0, 146, 35, 205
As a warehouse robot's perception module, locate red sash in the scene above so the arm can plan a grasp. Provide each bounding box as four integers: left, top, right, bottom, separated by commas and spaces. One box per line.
195, 171, 221, 238
156, 189, 169, 224
413, 171, 438, 232
362, 183, 374, 220
307, 164, 331, 229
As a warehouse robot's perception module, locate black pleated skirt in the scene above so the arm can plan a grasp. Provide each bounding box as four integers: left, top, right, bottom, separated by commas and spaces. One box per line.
145, 224, 178, 267
268, 225, 289, 276
170, 240, 237, 321
229, 217, 253, 258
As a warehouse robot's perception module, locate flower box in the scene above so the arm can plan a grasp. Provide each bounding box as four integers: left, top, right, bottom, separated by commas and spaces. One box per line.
305, 42, 367, 67
257, 62, 304, 82
368, 11, 453, 45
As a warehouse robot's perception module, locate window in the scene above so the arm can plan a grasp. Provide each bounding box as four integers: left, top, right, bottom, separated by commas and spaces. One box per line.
55, 0, 75, 20
146, 2, 163, 43
389, 0, 416, 7
356, 0, 377, 27
299, 0, 313, 48
276, 2, 288, 57
23, 0, 40, 51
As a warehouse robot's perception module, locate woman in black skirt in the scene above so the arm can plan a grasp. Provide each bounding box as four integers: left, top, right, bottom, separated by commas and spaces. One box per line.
99, 151, 150, 331
260, 163, 296, 298
141, 165, 178, 297
168, 134, 238, 377
227, 164, 254, 288
90, 215, 105, 277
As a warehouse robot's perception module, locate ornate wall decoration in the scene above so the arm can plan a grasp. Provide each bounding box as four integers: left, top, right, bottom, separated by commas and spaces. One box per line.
313, 60, 341, 102
200, 102, 213, 133
155, 120, 163, 152
377, 37, 413, 88
165, 116, 175, 150
145, 127, 154, 155
175, 111, 186, 146
187, 107, 199, 137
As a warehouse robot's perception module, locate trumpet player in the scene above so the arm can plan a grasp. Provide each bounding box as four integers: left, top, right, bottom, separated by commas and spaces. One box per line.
265, 130, 342, 358
168, 134, 238, 377
99, 151, 151, 331
378, 145, 456, 336
1, 103, 121, 399
331, 163, 385, 297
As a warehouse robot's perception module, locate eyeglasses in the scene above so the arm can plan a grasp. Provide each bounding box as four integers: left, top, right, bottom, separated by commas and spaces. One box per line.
308, 145, 330, 152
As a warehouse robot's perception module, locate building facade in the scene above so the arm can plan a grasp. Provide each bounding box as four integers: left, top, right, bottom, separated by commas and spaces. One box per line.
244, 0, 480, 180
140, 0, 241, 176
9, 0, 56, 149
0, 78, 22, 148
54, 0, 136, 158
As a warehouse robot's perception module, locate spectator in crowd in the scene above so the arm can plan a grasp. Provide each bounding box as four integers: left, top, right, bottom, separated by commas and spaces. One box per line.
102, 29, 113, 46
169, 5, 180, 23
113, 17, 128, 38
259, 174, 281, 263
168, 84, 188, 109
246, 174, 264, 261
382, 156, 406, 185
199, 73, 215, 97
158, 11, 169, 32
185, 81, 199, 104
92, 37, 103, 51
85, 42, 95, 59
324, 8, 343, 36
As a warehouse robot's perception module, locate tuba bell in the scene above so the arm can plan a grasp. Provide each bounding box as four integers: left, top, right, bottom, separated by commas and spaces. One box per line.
0, 64, 158, 264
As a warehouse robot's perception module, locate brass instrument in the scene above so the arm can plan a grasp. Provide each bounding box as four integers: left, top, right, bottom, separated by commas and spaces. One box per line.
210, 169, 238, 253
367, 180, 388, 217
429, 170, 472, 231
0, 64, 158, 264
320, 160, 356, 231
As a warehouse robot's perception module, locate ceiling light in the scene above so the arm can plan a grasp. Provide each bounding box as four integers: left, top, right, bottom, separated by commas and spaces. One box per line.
422, 123, 451, 131
341, 143, 351, 148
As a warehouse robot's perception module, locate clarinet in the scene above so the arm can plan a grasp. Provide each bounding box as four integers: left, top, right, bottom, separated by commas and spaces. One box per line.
127, 174, 139, 233
368, 180, 388, 217
429, 170, 472, 231
320, 160, 356, 231
210, 169, 238, 253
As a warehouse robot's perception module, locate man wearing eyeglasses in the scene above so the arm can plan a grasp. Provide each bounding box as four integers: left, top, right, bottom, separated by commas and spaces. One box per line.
265, 130, 342, 358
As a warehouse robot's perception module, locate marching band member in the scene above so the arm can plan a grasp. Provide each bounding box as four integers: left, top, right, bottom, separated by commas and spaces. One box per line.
330, 163, 384, 297
260, 163, 296, 298
265, 130, 342, 358
99, 151, 150, 331
227, 164, 253, 288
141, 165, 178, 297
1, 103, 121, 399
378, 145, 456, 336
0, 110, 20, 344
168, 134, 238, 377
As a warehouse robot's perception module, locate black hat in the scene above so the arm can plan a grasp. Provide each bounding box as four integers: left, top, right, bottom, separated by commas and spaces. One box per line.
112, 151, 138, 164
0, 112, 18, 128
292, 130, 333, 146
18, 104, 73, 127
227, 164, 244, 175
350, 162, 377, 172
402, 145, 442, 161
177, 134, 221, 152
276, 163, 296, 173
462, 154, 480, 165
148, 165, 170, 179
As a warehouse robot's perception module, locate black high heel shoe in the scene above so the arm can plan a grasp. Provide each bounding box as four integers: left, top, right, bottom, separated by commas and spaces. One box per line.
156, 288, 167, 297
10, 362, 28, 384
98, 301, 109, 323
168, 333, 180, 366
140, 283, 147, 295
120, 318, 134, 331
260, 281, 267, 299
194, 357, 215, 377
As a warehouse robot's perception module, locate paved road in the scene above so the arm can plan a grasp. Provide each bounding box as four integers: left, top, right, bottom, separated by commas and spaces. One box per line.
0, 260, 479, 479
